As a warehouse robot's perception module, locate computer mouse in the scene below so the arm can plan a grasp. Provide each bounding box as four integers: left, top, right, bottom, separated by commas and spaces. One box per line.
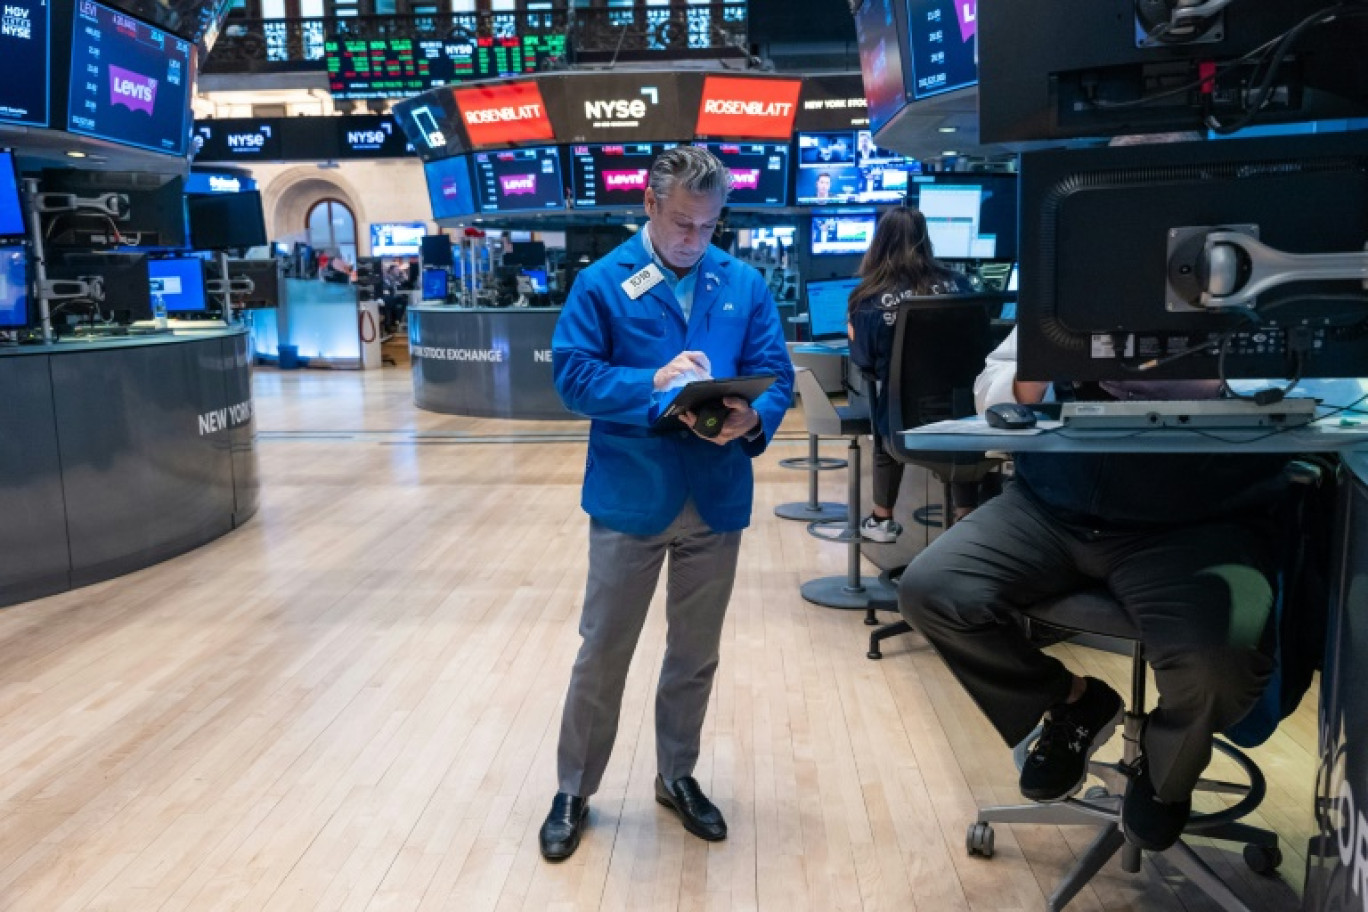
984, 402, 1039, 430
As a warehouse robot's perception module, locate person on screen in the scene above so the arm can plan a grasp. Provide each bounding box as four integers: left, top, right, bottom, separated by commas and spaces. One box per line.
846, 206, 974, 543
814, 172, 834, 203
857, 131, 876, 164
541, 146, 794, 862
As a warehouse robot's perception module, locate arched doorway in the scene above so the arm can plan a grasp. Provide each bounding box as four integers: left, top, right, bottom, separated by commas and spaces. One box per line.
306, 199, 358, 267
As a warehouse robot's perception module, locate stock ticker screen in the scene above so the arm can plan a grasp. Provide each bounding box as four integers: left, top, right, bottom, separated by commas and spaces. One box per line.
326, 34, 568, 100
0, 0, 49, 127
472, 146, 565, 214
68, 0, 194, 155
906, 0, 978, 101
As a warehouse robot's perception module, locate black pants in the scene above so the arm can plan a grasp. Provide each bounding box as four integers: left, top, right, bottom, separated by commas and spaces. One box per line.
898, 481, 1276, 803
871, 433, 1000, 514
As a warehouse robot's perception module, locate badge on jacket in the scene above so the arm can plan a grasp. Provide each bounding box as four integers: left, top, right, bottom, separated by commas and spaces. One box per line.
622, 264, 665, 300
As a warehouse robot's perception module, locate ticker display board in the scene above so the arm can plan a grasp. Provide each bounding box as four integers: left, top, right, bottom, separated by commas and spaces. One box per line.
326, 33, 568, 100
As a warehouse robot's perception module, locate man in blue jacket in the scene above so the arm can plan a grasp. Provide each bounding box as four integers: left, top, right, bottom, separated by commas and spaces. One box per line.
540, 146, 794, 860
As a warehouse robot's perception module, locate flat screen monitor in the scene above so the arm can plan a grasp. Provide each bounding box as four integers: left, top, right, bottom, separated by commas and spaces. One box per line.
49, 252, 151, 323
796, 130, 917, 205
910, 173, 1017, 260
324, 34, 567, 99
749, 226, 795, 250
806, 277, 859, 338
853, 0, 908, 134
370, 222, 426, 257
568, 142, 675, 210
504, 241, 546, 268
520, 268, 548, 293
811, 214, 876, 257
0, 0, 50, 127
0, 245, 27, 327
148, 256, 207, 312
188, 191, 268, 250
421, 234, 453, 268
421, 267, 449, 301
905, 0, 978, 101
41, 169, 185, 249
1017, 131, 1368, 382
68, 0, 195, 155
225, 259, 280, 309
0, 151, 25, 242
424, 157, 476, 220
695, 142, 790, 208
472, 146, 565, 214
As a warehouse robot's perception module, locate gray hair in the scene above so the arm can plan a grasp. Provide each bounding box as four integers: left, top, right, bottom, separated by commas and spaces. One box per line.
649, 146, 732, 203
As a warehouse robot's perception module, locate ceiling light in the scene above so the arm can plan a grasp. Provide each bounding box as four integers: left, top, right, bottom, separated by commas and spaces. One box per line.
938, 126, 958, 133
942, 150, 959, 157
66, 150, 88, 158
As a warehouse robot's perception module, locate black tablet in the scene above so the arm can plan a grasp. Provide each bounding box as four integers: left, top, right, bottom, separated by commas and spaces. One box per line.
653, 374, 778, 431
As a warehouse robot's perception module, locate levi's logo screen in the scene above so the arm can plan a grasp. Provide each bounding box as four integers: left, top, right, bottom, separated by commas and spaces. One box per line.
68, 0, 193, 155
473, 146, 564, 213
569, 142, 677, 211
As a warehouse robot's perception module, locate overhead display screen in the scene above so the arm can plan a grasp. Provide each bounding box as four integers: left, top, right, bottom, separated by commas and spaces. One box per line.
695, 142, 790, 208
325, 34, 567, 100
550, 72, 689, 143
455, 80, 554, 148
68, 0, 195, 155
194, 119, 281, 160
471, 146, 565, 214
336, 115, 412, 158
568, 142, 674, 210
425, 156, 477, 220
694, 76, 802, 140
853, 0, 908, 131
906, 0, 978, 100
0, 0, 49, 127
811, 214, 877, 256
796, 129, 918, 205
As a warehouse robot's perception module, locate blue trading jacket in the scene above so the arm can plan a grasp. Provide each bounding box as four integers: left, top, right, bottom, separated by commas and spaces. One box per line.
552, 231, 795, 535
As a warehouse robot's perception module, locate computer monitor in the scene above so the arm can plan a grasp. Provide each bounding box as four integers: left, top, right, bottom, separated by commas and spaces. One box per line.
421, 234, 453, 268
422, 268, 449, 301
370, 222, 426, 257
811, 214, 877, 257
0, 151, 26, 243
796, 130, 917, 206
188, 191, 268, 250
41, 170, 186, 249
0, 245, 27, 327
520, 268, 548, 294
1017, 131, 1368, 383
148, 257, 208, 313
48, 252, 152, 323
805, 277, 859, 339
909, 174, 1018, 261
225, 259, 281, 309
504, 241, 546, 269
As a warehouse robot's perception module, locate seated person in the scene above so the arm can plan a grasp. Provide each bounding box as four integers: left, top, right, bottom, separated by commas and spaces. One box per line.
897, 326, 1289, 851
846, 206, 976, 543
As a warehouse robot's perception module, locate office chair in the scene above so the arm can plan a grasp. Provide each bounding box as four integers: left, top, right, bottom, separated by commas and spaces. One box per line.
863, 293, 1009, 658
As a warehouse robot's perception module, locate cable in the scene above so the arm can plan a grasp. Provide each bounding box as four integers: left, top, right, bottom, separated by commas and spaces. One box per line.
1087, 31, 1284, 110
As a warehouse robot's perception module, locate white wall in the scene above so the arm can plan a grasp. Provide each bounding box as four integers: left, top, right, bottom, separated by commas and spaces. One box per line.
240, 159, 433, 256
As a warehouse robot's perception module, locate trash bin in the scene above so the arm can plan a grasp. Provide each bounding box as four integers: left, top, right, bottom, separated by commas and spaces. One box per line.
278, 344, 300, 370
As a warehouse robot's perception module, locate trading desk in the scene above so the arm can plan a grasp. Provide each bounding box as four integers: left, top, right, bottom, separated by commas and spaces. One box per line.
0, 329, 258, 607
901, 417, 1368, 912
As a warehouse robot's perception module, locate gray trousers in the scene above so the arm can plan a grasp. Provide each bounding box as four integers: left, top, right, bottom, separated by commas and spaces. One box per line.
556, 501, 743, 798
899, 482, 1276, 803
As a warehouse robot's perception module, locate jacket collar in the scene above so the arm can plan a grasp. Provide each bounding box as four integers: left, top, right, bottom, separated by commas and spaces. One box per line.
613, 229, 735, 328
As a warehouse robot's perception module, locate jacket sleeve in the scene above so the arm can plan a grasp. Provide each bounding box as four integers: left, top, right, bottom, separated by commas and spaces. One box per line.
552, 274, 658, 426
974, 327, 1020, 413
736, 275, 796, 457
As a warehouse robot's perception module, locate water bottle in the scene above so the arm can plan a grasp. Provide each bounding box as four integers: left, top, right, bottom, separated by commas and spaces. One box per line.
152, 291, 169, 330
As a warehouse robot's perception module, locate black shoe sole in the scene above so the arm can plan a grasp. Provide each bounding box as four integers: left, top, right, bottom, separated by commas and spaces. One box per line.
654, 793, 728, 842
1020, 704, 1125, 803
539, 805, 589, 861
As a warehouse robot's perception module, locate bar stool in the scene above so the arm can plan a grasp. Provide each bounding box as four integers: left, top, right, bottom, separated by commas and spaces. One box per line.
774, 370, 847, 522
791, 369, 897, 610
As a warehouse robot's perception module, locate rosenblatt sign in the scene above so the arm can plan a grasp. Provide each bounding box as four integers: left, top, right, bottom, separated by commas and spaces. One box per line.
695, 76, 802, 140
454, 81, 555, 147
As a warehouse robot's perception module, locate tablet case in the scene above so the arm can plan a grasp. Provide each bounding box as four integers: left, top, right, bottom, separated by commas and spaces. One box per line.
652, 374, 778, 432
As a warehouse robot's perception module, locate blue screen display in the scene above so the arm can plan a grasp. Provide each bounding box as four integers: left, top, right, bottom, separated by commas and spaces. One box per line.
421, 268, 449, 301
0, 151, 26, 240
184, 171, 256, 194
425, 157, 476, 220
520, 268, 548, 293
471, 147, 565, 214
806, 277, 859, 337
68, 0, 195, 155
0, 0, 49, 127
148, 257, 207, 312
0, 246, 27, 327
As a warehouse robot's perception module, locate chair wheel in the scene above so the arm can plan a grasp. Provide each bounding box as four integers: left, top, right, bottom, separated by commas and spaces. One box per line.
1084, 786, 1109, 801
867, 649, 882, 660
966, 821, 995, 858
1243, 843, 1282, 875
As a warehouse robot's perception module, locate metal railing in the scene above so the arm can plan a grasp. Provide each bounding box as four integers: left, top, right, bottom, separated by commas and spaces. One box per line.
202, 6, 748, 75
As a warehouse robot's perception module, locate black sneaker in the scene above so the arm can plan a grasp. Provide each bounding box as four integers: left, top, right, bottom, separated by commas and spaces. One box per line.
1121, 757, 1191, 852
1019, 677, 1124, 802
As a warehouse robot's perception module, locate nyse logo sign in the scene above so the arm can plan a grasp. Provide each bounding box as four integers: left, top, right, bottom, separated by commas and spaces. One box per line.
2, 4, 32, 39
583, 87, 660, 130
347, 121, 393, 151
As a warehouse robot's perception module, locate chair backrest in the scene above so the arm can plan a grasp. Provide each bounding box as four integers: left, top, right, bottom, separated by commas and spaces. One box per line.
794, 367, 845, 437
884, 292, 1008, 467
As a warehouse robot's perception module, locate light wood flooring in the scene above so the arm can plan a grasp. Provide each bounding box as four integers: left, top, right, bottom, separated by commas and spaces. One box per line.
0, 366, 1316, 911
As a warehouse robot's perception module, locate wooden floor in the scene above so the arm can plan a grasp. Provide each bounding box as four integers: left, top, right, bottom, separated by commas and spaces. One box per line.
0, 366, 1315, 911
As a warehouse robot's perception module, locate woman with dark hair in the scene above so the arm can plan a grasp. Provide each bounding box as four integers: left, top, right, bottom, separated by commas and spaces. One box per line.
847, 206, 972, 542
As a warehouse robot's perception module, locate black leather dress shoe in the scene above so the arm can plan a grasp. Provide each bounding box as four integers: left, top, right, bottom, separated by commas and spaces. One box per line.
539, 792, 588, 861
655, 775, 727, 841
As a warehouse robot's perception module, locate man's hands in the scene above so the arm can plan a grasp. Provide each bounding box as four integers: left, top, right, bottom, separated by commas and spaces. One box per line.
680, 396, 760, 445
654, 351, 711, 392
